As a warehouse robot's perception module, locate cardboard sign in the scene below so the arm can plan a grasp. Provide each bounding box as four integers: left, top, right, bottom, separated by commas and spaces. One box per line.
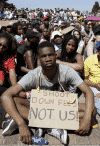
61, 26, 75, 35
0, 20, 18, 27
28, 89, 79, 130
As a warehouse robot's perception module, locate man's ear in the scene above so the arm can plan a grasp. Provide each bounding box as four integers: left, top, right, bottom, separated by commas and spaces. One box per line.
37, 56, 41, 66
55, 52, 57, 57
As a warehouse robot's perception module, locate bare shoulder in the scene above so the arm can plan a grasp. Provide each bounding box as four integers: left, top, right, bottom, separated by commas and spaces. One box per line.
75, 53, 83, 60
25, 50, 33, 57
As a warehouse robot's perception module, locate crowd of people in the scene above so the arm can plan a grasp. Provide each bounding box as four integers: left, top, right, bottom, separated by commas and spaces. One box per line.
0, 6, 100, 145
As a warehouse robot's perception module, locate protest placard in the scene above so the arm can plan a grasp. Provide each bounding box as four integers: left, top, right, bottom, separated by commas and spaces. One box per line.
0, 20, 18, 27
60, 26, 75, 35
28, 89, 79, 130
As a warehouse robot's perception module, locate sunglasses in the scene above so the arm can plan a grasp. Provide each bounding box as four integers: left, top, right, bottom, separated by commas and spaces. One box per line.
0, 43, 8, 49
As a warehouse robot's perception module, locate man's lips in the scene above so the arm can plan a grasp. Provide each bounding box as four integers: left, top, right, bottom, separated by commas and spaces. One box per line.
46, 63, 52, 66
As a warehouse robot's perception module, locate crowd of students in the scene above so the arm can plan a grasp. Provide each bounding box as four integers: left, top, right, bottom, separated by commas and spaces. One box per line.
0, 7, 100, 145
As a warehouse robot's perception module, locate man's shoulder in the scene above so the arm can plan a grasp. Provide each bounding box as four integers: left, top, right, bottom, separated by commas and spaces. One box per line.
87, 54, 97, 59
29, 66, 41, 74
84, 54, 97, 64
59, 64, 75, 74
19, 66, 41, 81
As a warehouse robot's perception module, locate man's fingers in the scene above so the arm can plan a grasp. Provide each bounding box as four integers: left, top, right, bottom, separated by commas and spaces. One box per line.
29, 135, 31, 144
22, 137, 26, 144
75, 129, 80, 133
20, 135, 23, 142
25, 136, 29, 144
79, 130, 84, 135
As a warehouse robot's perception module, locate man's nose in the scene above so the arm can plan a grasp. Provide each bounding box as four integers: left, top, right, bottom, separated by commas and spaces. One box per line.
45, 55, 51, 61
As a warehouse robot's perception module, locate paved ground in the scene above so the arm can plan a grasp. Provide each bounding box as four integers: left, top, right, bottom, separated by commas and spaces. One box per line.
0, 94, 100, 146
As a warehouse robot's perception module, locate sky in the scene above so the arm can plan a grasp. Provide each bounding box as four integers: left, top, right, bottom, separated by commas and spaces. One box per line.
7, 0, 99, 12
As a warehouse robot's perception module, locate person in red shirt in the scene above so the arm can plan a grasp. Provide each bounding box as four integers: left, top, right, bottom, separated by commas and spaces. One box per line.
0, 32, 17, 128
0, 32, 17, 88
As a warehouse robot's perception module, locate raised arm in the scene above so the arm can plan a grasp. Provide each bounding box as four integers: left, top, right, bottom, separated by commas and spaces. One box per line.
87, 41, 94, 57
76, 81, 94, 134
25, 50, 35, 70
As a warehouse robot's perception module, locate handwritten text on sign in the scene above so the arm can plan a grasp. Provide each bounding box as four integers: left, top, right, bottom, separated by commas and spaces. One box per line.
28, 90, 79, 130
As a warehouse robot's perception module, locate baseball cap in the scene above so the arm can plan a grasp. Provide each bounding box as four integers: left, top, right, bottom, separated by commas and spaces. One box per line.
43, 17, 49, 21
51, 31, 62, 39
70, 23, 75, 26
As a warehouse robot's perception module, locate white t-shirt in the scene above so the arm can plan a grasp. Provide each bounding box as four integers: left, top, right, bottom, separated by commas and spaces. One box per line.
77, 40, 84, 52
43, 12, 48, 17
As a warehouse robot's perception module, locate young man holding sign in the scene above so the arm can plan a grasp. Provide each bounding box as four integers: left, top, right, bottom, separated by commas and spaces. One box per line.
1, 41, 96, 145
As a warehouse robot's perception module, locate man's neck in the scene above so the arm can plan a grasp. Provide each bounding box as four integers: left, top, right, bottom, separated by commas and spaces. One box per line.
42, 65, 57, 81
44, 24, 49, 28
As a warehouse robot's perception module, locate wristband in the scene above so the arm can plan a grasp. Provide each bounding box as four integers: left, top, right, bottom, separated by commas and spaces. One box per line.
24, 93, 27, 98
26, 91, 31, 100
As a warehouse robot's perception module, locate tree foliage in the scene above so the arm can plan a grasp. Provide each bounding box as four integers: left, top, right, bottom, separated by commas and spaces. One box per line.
92, 1, 100, 13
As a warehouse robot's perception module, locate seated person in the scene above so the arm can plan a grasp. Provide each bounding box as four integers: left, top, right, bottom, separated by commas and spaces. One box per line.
0, 32, 17, 91
1, 41, 96, 145
0, 32, 17, 127
57, 35, 84, 73
12, 22, 24, 47
71, 29, 84, 55
84, 25, 100, 60
40, 17, 50, 33
51, 31, 63, 59
16, 32, 39, 80
40, 28, 50, 43
84, 41, 100, 116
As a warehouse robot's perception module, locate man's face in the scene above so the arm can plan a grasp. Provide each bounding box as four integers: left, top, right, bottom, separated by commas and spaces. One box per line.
43, 28, 49, 37
54, 36, 62, 44
95, 34, 100, 43
44, 19, 49, 26
39, 47, 56, 70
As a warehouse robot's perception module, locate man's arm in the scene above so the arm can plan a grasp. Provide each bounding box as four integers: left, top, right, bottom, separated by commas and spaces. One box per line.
75, 81, 94, 134
9, 69, 17, 86
1, 83, 31, 144
84, 76, 99, 88
87, 42, 94, 57
25, 50, 35, 69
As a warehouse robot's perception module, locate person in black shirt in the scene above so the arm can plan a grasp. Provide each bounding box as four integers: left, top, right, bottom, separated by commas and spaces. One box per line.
16, 32, 39, 80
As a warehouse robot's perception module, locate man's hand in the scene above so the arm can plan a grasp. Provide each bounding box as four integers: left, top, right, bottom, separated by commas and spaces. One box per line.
19, 122, 31, 144
75, 118, 91, 135
96, 83, 100, 89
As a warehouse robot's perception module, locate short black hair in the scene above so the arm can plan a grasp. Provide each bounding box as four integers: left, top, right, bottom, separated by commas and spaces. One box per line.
27, 31, 39, 41
37, 41, 55, 55
97, 46, 100, 51
0, 32, 15, 55
12, 22, 21, 35
94, 25, 100, 35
